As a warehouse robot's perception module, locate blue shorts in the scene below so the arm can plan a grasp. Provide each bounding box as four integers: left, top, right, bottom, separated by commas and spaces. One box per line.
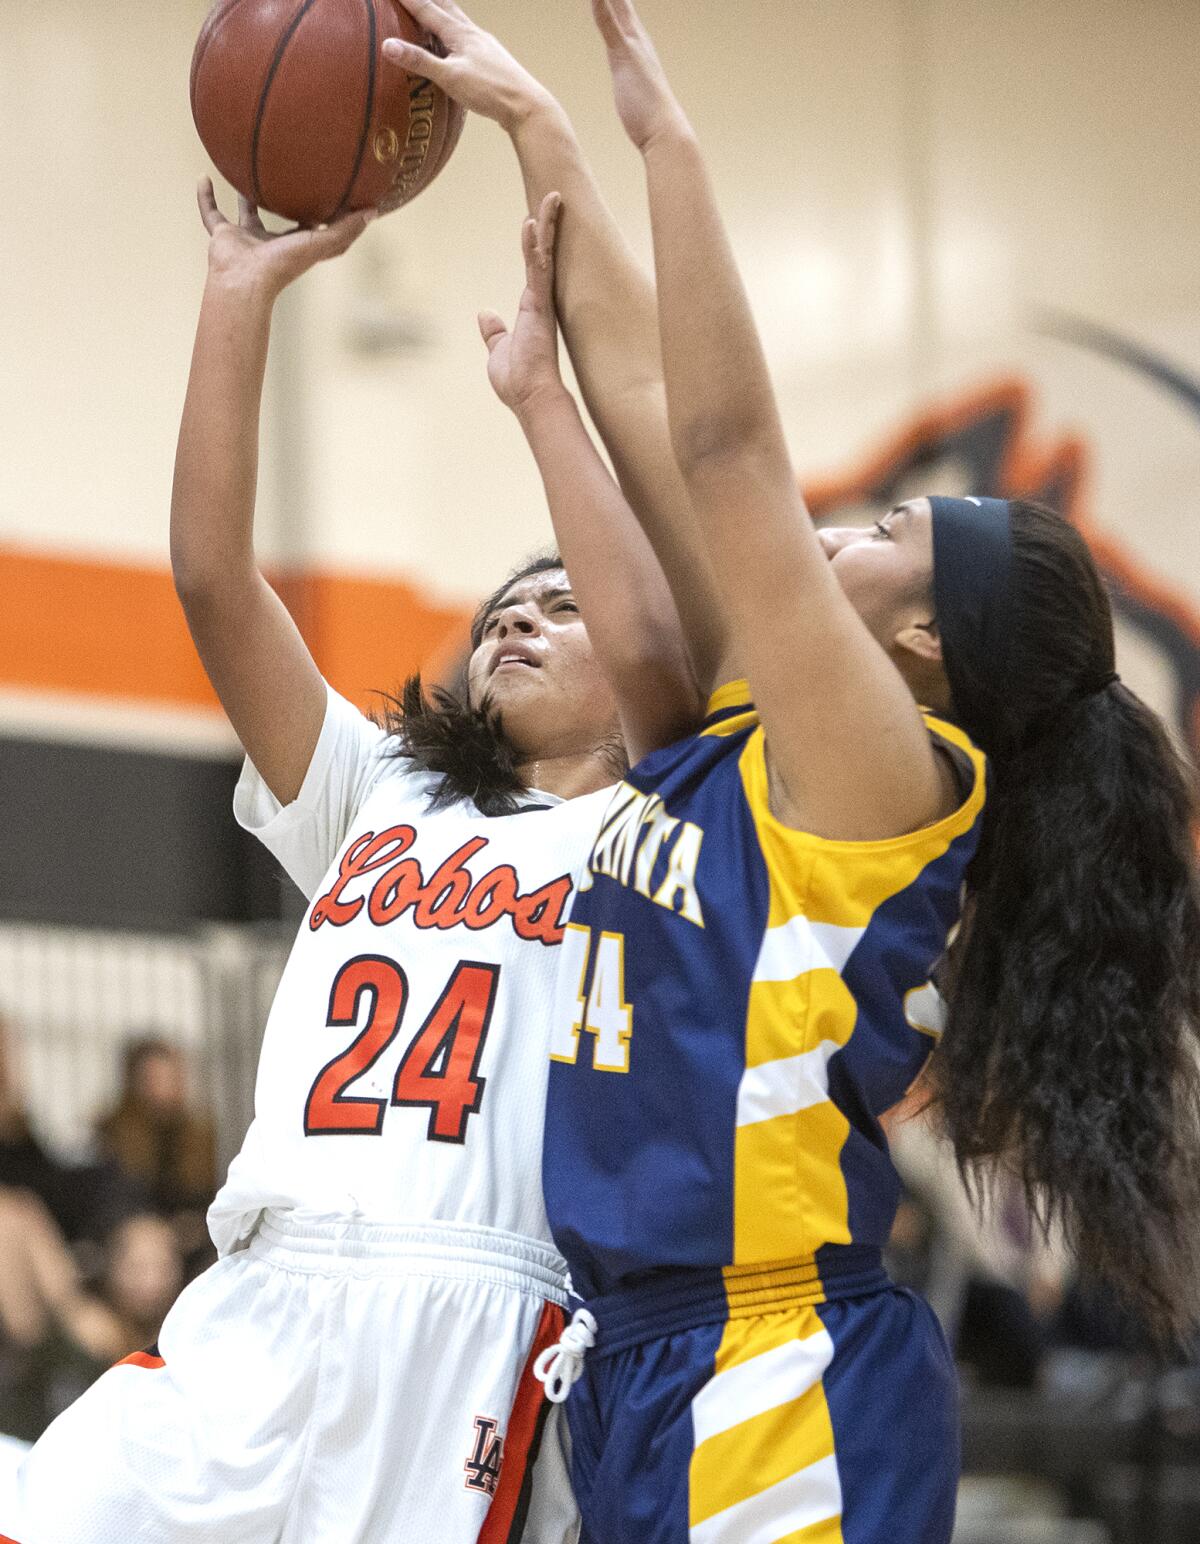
566, 1252, 959, 1544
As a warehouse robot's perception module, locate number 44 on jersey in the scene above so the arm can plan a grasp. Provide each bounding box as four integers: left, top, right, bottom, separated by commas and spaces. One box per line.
550, 924, 634, 1074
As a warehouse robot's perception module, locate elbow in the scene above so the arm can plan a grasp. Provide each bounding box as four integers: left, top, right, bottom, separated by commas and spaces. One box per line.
171, 546, 257, 618
171, 551, 221, 611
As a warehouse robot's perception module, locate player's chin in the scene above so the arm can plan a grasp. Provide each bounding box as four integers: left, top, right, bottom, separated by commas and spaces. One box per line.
478, 665, 546, 715
486, 664, 547, 699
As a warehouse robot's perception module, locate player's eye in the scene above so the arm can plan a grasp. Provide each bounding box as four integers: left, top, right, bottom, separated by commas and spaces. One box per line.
872, 521, 892, 540
556, 600, 579, 615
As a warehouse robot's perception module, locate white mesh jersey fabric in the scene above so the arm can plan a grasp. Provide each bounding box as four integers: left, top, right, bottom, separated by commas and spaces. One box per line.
211, 685, 614, 1257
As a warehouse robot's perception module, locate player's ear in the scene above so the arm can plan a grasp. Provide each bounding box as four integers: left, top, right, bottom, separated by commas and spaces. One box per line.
894, 617, 942, 667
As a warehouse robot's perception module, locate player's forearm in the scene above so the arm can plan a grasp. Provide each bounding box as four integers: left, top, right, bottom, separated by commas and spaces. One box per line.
642, 127, 791, 482
510, 102, 730, 688
515, 388, 700, 752
170, 276, 273, 602
511, 101, 659, 393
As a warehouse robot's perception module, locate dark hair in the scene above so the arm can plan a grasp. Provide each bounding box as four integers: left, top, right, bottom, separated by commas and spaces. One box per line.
380, 553, 611, 817
934, 500, 1200, 1342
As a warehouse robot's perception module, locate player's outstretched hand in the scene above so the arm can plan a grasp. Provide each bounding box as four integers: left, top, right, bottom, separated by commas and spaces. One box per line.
479, 193, 567, 417
384, 0, 551, 134
197, 178, 374, 299
591, 0, 687, 152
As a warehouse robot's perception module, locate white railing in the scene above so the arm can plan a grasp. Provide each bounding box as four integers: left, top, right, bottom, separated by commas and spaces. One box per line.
0, 921, 293, 1175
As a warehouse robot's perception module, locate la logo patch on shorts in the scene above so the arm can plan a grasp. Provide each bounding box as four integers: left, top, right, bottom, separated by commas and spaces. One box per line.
464, 1415, 505, 1497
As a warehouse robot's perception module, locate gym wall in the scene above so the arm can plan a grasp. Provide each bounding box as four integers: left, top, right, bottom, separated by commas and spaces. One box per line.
1, 0, 1197, 928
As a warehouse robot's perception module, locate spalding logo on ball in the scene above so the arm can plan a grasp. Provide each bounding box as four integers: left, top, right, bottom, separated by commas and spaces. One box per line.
191, 0, 465, 225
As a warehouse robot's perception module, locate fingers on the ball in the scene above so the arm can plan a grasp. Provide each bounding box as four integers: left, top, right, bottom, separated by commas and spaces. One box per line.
397, 0, 455, 44
237, 194, 266, 230
197, 177, 224, 230
324, 210, 374, 252
383, 36, 448, 82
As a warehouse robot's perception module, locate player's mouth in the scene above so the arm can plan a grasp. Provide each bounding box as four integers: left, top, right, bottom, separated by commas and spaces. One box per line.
490, 644, 542, 675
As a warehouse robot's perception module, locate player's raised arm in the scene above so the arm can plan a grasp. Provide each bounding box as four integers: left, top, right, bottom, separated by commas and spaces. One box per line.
478, 194, 696, 761
384, 0, 729, 703
590, 0, 949, 841
170, 181, 372, 805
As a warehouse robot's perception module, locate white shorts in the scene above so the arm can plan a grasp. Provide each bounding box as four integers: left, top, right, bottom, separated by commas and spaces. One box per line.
3, 1214, 577, 1544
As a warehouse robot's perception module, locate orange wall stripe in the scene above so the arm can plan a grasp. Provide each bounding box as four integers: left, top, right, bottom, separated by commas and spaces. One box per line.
0, 546, 471, 720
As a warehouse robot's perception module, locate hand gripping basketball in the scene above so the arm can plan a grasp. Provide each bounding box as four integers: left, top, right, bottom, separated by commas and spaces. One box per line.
196, 178, 374, 300
190, 0, 465, 224
383, 0, 552, 134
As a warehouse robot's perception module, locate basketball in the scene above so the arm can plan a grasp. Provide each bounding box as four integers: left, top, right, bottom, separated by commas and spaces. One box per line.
190, 0, 466, 225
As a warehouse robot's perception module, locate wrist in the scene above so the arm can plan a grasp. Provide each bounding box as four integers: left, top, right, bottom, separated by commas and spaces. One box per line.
513, 381, 577, 428
203, 265, 281, 313
508, 89, 569, 144
637, 109, 696, 159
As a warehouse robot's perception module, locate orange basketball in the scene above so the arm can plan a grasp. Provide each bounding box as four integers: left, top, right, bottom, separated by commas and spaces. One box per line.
190, 0, 466, 225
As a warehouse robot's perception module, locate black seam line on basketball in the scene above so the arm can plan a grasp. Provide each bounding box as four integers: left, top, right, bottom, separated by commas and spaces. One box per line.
331, 0, 379, 221
251, 0, 323, 211
191, 0, 256, 105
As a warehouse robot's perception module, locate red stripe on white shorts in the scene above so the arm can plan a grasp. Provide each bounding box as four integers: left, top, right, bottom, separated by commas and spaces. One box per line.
116, 1349, 166, 1371
477, 1299, 566, 1544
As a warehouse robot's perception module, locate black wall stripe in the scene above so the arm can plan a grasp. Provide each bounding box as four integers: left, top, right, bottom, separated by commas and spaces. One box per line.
0, 739, 302, 930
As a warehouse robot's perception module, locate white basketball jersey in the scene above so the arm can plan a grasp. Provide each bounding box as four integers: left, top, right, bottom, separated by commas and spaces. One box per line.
209, 685, 613, 1256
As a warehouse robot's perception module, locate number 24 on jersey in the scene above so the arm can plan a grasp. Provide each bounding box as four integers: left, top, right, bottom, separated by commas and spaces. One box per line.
305, 955, 499, 1143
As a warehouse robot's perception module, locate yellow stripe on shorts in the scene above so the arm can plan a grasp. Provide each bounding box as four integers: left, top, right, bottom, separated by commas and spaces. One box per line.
688, 1307, 845, 1543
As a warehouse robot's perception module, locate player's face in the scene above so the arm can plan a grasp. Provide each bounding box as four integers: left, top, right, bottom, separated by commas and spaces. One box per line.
818, 500, 935, 646
465, 570, 618, 758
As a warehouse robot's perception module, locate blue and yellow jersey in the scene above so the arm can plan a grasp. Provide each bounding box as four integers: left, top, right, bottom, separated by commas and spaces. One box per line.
543, 681, 986, 1302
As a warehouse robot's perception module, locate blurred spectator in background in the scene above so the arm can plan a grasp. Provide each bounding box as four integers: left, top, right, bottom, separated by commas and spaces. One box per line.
0, 1016, 77, 1239
0, 1015, 131, 1245
0, 1201, 183, 1442
95, 1036, 216, 1271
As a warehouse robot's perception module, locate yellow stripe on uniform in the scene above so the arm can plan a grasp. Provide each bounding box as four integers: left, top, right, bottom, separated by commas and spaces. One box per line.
735, 969, 857, 1259
730, 718, 986, 1264
689, 1307, 844, 1542
701, 679, 758, 739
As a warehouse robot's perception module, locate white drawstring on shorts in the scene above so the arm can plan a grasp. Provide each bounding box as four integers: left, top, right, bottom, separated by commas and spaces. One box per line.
533, 1307, 598, 1403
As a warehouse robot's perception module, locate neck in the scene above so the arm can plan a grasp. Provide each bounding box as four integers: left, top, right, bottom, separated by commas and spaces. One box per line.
517, 747, 617, 801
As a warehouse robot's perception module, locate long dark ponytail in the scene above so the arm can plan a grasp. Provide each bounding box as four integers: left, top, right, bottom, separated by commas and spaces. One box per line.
935, 501, 1200, 1341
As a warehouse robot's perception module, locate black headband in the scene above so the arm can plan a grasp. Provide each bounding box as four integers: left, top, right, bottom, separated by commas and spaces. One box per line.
929, 495, 1019, 755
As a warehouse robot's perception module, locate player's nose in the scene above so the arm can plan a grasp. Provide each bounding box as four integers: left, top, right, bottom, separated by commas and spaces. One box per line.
495, 605, 540, 639
817, 526, 858, 559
